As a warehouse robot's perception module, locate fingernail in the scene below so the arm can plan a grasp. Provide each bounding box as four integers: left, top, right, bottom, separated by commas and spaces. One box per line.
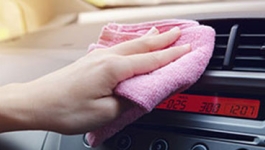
146, 27, 159, 35
181, 44, 191, 51
170, 27, 180, 33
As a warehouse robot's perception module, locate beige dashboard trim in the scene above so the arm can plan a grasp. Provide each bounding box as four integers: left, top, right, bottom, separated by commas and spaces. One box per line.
78, 0, 265, 24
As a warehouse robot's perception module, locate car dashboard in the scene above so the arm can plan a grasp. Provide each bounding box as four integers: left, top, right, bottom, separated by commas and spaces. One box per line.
1, 1, 265, 150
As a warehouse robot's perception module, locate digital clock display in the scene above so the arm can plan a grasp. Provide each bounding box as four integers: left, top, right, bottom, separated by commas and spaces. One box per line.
156, 94, 260, 119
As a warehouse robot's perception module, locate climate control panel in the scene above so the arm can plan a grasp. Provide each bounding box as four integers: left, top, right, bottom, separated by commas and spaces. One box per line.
79, 125, 264, 150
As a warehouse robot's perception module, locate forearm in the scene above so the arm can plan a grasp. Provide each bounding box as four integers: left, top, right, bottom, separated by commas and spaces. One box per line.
0, 83, 36, 132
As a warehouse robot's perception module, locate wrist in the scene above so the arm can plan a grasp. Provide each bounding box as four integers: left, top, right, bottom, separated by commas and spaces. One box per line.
0, 83, 37, 132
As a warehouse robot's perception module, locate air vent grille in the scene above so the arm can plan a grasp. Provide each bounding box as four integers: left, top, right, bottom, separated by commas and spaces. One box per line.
200, 19, 265, 72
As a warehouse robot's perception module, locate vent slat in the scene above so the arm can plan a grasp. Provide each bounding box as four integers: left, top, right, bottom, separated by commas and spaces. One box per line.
212, 56, 225, 59
235, 56, 265, 61
216, 34, 230, 37
215, 45, 227, 49
241, 34, 265, 37
233, 67, 265, 72
238, 45, 262, 50
200, 18, 265, 72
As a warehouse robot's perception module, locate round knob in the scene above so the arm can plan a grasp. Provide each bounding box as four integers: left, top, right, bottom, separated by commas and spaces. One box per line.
83, 134, 91, 148
150, 139, 168, 150
191, 144, 208, 150
116, 134, 132, 150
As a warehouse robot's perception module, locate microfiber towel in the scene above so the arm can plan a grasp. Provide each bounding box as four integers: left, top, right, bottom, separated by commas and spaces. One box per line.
86, 19, 215, 147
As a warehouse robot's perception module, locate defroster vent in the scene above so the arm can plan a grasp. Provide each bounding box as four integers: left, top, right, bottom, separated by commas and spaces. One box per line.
200, 19, 265, 72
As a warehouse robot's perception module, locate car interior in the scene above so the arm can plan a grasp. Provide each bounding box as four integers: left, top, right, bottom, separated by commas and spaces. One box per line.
1, 0, 265, 150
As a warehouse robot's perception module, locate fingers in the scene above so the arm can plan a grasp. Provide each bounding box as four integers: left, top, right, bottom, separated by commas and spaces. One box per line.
110, 27, 181, 55
142, 27, 159, 37
117, 44, 191, 81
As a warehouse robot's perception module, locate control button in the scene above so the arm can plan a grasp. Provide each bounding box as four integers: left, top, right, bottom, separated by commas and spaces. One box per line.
116, 134, 132, 150
83, 134, 92, 148
150, 139, 168, 150
191, 144, 208, 150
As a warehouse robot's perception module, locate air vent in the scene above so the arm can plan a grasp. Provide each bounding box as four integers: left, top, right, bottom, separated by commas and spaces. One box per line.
200, 19, 265, 72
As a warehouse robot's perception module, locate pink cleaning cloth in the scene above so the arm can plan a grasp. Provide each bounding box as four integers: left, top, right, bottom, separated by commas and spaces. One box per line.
86, 19, 215, 147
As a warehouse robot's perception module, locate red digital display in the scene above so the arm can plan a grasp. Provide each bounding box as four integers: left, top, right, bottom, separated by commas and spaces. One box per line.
156, 94, 260, 119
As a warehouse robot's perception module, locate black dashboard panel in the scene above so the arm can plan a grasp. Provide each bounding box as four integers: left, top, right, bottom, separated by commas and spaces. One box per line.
75, 18, 265, 150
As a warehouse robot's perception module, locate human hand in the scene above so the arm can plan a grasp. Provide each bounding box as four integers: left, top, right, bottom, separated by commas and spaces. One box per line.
0, 27, 190, 134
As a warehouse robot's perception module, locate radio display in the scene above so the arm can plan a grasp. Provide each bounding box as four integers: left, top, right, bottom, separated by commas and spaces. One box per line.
156, 94, 260, 119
